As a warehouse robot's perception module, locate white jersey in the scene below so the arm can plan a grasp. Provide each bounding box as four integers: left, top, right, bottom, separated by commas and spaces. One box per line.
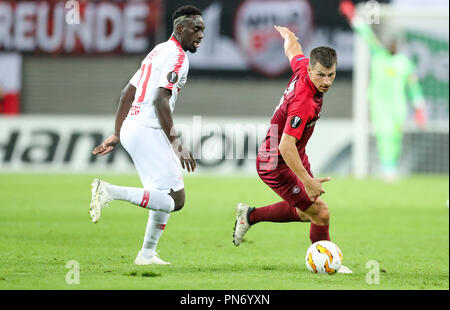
126, 36, 189, 128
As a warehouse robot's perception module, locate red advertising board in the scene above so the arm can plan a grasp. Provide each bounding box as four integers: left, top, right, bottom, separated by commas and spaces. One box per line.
0, 0, 162, 54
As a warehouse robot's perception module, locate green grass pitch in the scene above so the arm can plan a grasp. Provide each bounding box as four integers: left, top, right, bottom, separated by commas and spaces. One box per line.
0, 173, 448, 290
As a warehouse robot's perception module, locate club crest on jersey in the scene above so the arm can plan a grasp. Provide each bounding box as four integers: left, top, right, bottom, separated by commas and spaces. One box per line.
292, 186, 300, 194
167, 71, 179, 84
290, 116, 302, 129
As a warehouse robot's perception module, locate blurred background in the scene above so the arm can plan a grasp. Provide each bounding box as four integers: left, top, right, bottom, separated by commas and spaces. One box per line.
0, 0, 448, 178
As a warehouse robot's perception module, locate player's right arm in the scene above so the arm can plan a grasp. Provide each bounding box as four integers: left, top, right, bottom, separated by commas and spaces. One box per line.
274, 25, 303, 63
92, 83, 136, 156
279, 134, 330, 201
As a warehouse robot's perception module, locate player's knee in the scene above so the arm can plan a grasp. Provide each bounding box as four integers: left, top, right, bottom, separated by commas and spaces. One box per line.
317, 201, 330, 224
308, 199, 329, 225
318, 207, 330, 224
168, 189, 186, 212
173, 197, 185, 211
173, 192, 186, 211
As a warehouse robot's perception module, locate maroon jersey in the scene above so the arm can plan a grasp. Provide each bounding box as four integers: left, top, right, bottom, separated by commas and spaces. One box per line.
257, 54, 323, 172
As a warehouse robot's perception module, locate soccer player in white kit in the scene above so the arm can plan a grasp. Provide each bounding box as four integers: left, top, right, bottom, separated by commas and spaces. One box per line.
89, 5, 204, 265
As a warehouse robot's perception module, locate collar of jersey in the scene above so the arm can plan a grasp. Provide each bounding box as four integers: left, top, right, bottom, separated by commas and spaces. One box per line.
170, 36, 184, 50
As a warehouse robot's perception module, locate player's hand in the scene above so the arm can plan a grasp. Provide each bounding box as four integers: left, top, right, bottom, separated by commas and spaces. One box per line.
339, 0, 356, 21
304, 177, 331, 202
172, 142, 196, 173
414, 108, 426, 129
274, 25, 298, 41
92, 134, 120, 156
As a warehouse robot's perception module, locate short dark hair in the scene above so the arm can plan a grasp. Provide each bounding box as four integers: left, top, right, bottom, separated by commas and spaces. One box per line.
172, 5, 202, 24
309, 46, 337, 68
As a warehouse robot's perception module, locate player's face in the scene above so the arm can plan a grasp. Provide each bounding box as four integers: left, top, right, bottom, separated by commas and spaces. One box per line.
388, 40, 398, 55
307, 62, 336, 93
179, 15, 205, 53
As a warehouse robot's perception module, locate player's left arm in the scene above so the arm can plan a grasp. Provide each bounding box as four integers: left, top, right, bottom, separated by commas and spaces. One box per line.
279, 133, 331, 201
154, 87, 196, 173
280, 104, 330, 201
407, 72, 427, 128
274, 25, 303, 63
93, 83, 136, 156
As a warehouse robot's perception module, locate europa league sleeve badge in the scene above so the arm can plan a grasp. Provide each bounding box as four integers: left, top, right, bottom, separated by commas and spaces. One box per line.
290, 116, 302, 129
167, 71, 179, 84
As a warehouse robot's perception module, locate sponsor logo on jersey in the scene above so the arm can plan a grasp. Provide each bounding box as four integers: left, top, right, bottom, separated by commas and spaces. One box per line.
290, 116, 302, 129
167, 71, 179, 84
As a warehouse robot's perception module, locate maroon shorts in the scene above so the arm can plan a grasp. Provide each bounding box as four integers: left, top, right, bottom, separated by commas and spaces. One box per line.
256, 157, 315, 211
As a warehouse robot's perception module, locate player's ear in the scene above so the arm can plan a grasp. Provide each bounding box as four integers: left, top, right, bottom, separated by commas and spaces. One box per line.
175, 23, 184, 35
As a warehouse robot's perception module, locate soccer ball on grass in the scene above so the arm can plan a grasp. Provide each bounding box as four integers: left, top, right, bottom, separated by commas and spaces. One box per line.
305, 240, 342, 274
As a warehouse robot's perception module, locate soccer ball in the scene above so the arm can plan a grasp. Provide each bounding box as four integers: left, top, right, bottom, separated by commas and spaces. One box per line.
305, 241, 343, 274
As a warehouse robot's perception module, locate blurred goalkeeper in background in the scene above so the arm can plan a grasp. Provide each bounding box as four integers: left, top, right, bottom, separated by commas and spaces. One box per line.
340, 0, 427, 181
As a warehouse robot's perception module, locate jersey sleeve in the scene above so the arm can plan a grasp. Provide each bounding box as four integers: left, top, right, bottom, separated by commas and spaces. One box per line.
290, 54, 309, 74
283, 97, 312, 140
406, 71, 426, 108
157, 48, 187, 91
129, 68, 141, 87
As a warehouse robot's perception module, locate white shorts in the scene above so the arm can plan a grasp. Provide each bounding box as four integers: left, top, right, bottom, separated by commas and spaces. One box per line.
120, 119, 184, 193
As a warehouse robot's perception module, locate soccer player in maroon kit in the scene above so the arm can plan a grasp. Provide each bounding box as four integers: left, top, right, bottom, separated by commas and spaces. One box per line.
233, 25, 352, 273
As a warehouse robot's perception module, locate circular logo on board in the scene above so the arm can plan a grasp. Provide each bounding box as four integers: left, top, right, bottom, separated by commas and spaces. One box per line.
233, 0, 314, 77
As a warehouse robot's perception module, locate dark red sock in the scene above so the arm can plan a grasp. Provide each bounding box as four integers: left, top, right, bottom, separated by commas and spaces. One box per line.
309, 223, 330, 243
249, 201, 301, 225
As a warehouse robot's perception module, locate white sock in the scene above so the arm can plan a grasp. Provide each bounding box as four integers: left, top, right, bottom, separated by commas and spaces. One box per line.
141, 210, 170, 259
105, 184, 175, 213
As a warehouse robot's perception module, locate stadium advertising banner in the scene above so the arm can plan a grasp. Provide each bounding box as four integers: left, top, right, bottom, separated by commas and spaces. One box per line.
164, 0, 389, 76
0, 53, 21, 114
0, 0, 162, 54
0, 116, 353, 175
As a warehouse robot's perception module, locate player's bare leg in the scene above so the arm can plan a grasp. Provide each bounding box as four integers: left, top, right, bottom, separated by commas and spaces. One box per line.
302, 197, 330, 227
296, 208, 311, 222
168, 188, 186, 211
303, 198, 352, 274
